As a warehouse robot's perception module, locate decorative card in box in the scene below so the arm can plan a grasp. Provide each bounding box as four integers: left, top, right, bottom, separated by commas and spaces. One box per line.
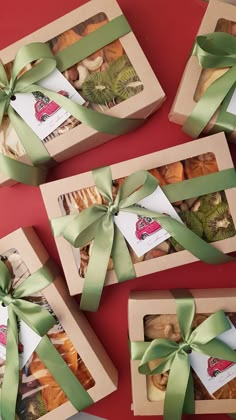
129, 289, 236, 416
169, 0, 236, 142
40, 132, 236, 312
0, 227, 117, 420
0, 0, 165, 187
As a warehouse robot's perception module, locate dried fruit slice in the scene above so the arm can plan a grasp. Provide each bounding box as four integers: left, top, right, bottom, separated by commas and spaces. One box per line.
82, 72, 114, 104
204, 202, 236, 242
113, 66, 143, 100
170, 211, 203, 252
199, 192, 222, 214
108, 55, 130, 80
180, 211, 204, 237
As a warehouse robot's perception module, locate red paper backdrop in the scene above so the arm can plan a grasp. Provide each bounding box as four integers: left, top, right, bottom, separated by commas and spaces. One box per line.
1, 0, 236, 419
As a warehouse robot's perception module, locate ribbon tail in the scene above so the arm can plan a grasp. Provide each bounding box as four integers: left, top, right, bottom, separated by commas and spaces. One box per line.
112, 225, 136, 283
0, 151, 48, 185
164, 353, 192, 420
8, 105, 51, 165
126, 206, 234, 264
25, 85, 144, 136
35, 335, 93, 411
1, 307, 19, 420
80, 215, 114, 312
182, 370, 195, 415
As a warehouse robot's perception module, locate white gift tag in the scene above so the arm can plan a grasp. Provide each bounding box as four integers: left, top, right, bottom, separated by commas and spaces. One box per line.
226, 87, 236, 115
0, 305, 41, 369
114, 186, 182, 257
189, 319, 236, 394
10, 68, 85, 140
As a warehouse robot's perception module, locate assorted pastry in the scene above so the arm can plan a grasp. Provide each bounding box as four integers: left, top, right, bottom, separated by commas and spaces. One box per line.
58, 152, 236, 278
0, 250, 95, 420
144, 312, 236, 401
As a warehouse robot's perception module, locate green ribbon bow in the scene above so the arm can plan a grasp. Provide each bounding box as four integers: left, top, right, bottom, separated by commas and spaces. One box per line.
131, 289, 236, 420
51, 166, 236, 312
183, 31, 236, 137
0, 14, 145, 185
0, 258, 93, 420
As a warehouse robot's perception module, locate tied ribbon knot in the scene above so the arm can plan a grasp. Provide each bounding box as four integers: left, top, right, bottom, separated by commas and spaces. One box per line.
183, 32, 236, 137
0, 258, 93, 420
131, 289, 236, 420
179, 342, 192, 354
107, 202, 119, 216
1, 293, 13, 306
51, 166, 235, 312
0, 15, 145, 186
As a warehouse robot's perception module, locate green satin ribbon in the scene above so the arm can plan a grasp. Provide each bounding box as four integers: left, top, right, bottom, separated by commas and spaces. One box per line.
0, 14, 145, 186
51, 166, 236, 312
183, 32, 236, 137
0, 258, 93, 420
131, 289, 236, 420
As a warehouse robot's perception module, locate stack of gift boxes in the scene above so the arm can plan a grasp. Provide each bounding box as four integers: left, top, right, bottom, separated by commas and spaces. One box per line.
1, 0, 236, 418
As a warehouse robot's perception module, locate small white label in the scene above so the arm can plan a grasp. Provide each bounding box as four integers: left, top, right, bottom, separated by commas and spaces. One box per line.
189, 319, 236, 394
0, 305, 41, 369
10, 69, 85, 140
114, 186, 182, 257
226, 88, 236, 116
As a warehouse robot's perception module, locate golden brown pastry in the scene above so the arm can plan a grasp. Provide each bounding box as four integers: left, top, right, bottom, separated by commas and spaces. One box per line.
159, 162, 185, 185
29, 332, 95, 411
148, 168, 166, 186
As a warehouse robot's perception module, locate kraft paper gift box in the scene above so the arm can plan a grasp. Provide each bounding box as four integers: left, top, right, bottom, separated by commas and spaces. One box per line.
40, 131, 236, 298
0, 227, 117, 419
129, 288, 236, 415
0, 0, 165, 187
169, 0, 236, 142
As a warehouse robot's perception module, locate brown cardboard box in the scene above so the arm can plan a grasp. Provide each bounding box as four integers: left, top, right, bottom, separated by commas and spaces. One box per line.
129, 288, 236, 415
0, 0, 165, 187
169, 0, 236, 141
0, 227, 117, 419
40, 132, 236, 296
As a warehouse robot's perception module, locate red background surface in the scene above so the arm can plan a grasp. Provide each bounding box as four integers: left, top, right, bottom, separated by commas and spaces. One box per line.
1, 0, 236, 419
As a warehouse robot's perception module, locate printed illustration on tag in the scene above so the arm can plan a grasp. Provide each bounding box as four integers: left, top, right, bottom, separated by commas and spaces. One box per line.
0, 305, 41, 369
114, 186, 182, 257
189, 319, 236, 394
10, 69, 85, 140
